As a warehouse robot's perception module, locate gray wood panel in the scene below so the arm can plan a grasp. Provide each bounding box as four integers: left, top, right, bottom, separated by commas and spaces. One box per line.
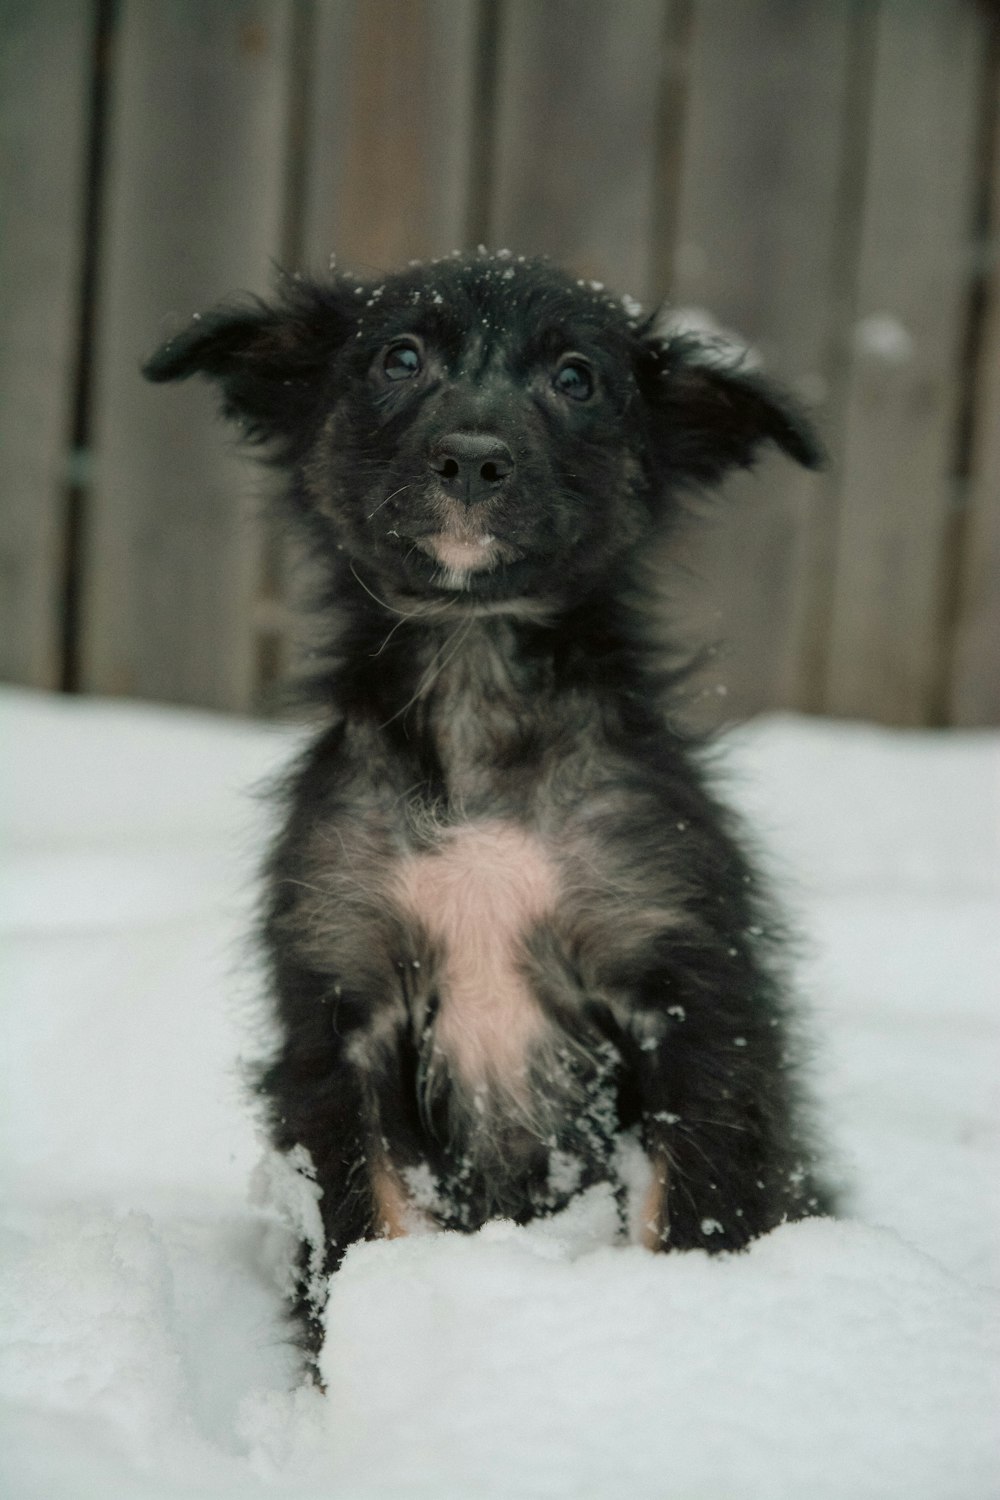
823, 0, 985, 725
270, 0, 482, 689
81, 0, 295, 710
489, 0, 666, 300
299, 0, 480, 274
949, 70, 1000, 726
665, 0, 856, 727
0, 1, 94, 687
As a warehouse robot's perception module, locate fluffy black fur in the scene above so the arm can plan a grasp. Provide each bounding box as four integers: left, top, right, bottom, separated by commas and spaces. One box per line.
146, 252, 833, 1366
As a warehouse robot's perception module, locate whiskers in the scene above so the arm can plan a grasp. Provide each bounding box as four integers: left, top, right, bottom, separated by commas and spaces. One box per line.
378, 609, 480, 731
349, 559, 445, 620
347, 559, 466, 665
366, 482, 412, 520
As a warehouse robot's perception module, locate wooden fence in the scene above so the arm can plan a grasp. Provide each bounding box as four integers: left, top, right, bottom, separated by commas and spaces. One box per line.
2, 0, 998, 726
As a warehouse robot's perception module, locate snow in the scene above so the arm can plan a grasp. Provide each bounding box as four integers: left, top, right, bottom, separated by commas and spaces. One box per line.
1, 687, 997, 1499
854, 313, 914, 364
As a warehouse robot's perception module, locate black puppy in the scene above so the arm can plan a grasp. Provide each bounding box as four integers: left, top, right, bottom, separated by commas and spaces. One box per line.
147, 252, 832, 1365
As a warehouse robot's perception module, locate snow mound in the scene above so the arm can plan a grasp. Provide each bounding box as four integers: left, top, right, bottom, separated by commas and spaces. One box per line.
303, 1210, 995, 1500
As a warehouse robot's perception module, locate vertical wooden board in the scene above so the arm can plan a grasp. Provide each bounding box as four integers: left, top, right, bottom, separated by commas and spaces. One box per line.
824, 0, 985, 725
266, 0, 482, 693
949, 69, 1000, 726
82, 0, 295, 711
665, 0, 856, 726
299, 0, 480, 273
0, 1, 93, 687
489, 0, 665, 299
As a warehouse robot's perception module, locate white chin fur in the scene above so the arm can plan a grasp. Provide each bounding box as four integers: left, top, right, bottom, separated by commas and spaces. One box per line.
421, 532, 499, 586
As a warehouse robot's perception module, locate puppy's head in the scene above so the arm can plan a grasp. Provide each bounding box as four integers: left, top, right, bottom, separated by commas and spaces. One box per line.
146, 254, 821, 606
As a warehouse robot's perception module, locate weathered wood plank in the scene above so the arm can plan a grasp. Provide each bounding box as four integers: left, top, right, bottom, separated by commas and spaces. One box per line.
82, 0, 295, 710
949, 62, 1000, 726
489, 0, 665, 299
0, 0, 94, 688
823, 0, 986, 725
665, 0, 856, 726
299, 0, 480, 273
272, 0, 483, 693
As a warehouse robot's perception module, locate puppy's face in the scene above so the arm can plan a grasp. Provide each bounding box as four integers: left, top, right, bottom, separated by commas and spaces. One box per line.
146, 256, 821, 607
314, 262, 652, 603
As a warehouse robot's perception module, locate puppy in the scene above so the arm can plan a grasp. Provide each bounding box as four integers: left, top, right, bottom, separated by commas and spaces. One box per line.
146, 252, 833, 1365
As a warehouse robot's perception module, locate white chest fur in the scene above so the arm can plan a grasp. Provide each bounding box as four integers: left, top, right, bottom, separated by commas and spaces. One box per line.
392, 820, 560, 1100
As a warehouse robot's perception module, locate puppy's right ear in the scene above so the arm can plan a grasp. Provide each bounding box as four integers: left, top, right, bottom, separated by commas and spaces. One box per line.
635, 327, 824, 488
143, 281, 356, 445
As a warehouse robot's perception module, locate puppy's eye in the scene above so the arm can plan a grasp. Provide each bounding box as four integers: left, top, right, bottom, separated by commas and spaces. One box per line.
553, 357, 594, 402
383, 340, 422, 381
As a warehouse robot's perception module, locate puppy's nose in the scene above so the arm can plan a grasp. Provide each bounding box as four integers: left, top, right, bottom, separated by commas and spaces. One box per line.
429, 432, 514, 505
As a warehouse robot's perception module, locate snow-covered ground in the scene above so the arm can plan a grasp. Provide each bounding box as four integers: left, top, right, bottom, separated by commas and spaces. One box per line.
1, 686, 997, 1499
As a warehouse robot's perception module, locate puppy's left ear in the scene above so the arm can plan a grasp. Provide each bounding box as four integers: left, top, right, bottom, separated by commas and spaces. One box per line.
143, 279, 357, 445
635, 330, 824, 487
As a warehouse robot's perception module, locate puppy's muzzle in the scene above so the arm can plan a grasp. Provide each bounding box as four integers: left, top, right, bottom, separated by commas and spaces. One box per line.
429, 432, 514, 507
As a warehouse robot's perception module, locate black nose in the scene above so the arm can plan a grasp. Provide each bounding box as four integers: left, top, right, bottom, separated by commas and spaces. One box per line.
429, 432, 514, 505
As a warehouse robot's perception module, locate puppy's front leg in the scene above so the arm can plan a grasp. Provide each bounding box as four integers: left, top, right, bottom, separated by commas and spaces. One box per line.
355, 1011, 439, 1243
616, 1013, 681, 1251
259, 947, 431, 1355
616, 981, 811, 1254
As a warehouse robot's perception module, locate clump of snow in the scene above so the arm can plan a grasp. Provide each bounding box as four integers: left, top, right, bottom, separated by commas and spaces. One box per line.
1, 688, 998, 1498
612, 1132, 655, 1242
399, 1160, 448, 1225
547, 1147, 584, 1198
250, 1146, 325, 1311
854, 313, 914, 364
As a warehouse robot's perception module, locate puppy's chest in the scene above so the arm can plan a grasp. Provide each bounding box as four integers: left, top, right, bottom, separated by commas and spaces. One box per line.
299, 705, 687, 1108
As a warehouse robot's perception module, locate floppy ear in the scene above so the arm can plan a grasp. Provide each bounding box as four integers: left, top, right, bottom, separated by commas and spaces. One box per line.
143, 280, 357, 445
636, 329, 824, 487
